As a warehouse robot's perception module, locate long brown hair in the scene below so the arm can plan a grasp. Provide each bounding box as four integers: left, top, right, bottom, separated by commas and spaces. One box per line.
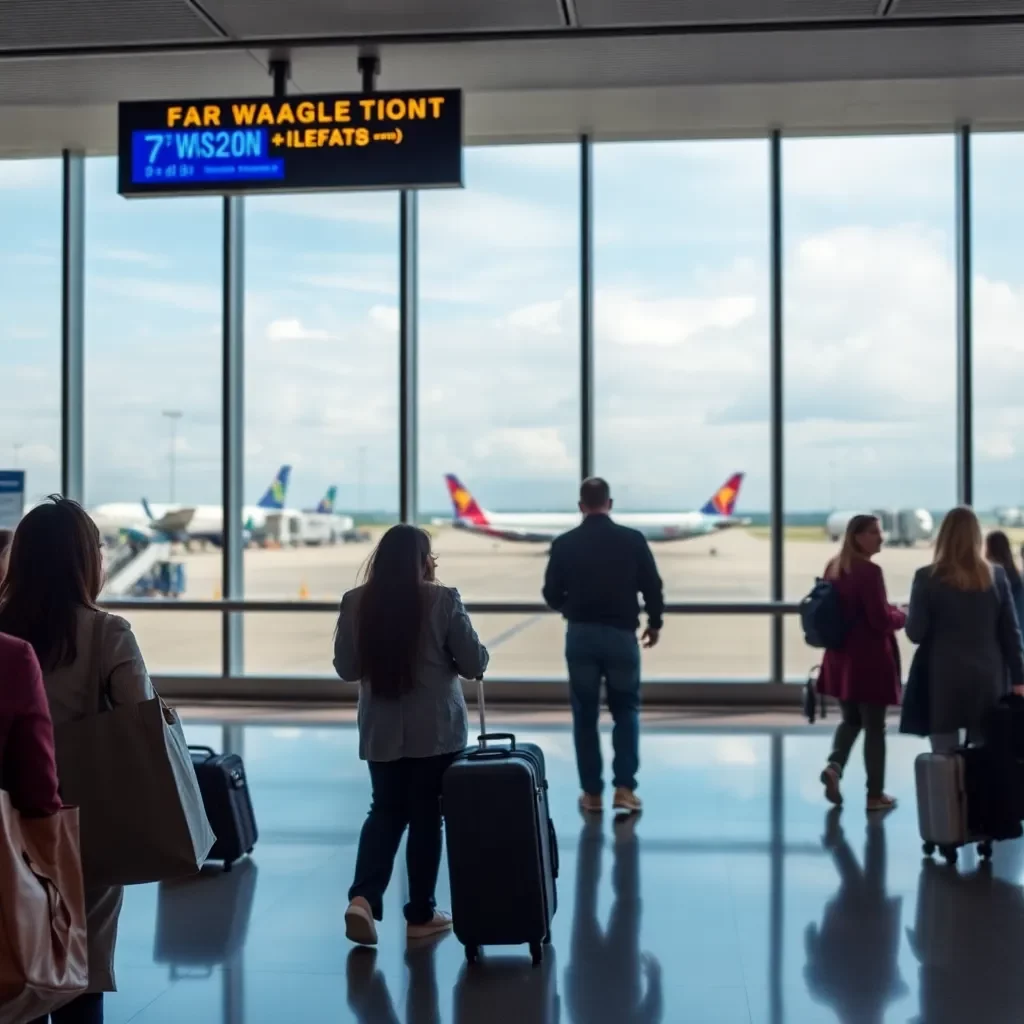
986, 530, 1022, 591
0, 496, 103, 670
933, 506, 992, 591
827, 514, 880, 579
351, 524, 434, 699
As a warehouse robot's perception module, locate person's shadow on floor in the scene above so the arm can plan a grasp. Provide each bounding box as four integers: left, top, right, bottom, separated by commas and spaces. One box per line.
346, 936, 444, 1024
564, 815, 662, 1024
907, 848, 1024, 1024
803, 809, 907, 1024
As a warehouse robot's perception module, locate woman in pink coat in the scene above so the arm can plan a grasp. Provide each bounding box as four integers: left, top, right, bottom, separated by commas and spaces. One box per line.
817, 514, 906, 813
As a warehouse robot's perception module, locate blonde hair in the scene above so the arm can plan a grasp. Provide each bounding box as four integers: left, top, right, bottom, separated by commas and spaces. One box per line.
933, 506, 992, 591
828, 514, 880, 578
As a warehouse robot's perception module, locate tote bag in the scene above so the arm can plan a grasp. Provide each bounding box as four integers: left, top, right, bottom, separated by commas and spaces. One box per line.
53, 614, 214, 886
0, 794, 88, 1024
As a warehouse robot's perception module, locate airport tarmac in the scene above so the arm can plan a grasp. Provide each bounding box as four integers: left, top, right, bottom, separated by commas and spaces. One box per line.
120, 526, 938, 684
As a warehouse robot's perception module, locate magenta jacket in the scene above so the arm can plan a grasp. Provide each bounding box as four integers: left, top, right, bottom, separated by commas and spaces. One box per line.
817, 559, 906, 707
0, 632, 61, 815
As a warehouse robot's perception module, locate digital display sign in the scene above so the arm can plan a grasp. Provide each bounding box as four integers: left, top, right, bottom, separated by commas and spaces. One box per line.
118, 90, 463, 197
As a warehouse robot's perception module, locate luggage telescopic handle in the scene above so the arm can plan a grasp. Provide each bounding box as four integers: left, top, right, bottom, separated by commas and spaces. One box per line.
188, 745, 217, 758
476, 677, 486, 749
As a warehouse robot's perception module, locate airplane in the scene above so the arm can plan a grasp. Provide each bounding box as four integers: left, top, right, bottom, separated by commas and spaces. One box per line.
90, 465, 293, 546
443, 472, 748, 543
308, 485, 338, 515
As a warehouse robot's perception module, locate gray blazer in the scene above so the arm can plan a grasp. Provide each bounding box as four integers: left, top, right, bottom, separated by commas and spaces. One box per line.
333, 584, 489, 762
906, 564, 1024, 735
44, 608, 155, 993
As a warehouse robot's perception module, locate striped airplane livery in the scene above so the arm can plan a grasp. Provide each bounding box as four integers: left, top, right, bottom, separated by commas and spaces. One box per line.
444, 472, 747, 544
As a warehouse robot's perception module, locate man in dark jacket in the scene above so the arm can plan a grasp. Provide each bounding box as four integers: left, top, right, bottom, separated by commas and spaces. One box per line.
543, 477, 664, 814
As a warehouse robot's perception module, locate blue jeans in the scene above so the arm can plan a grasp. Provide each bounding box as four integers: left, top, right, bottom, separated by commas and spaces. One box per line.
566, 622, 641, 794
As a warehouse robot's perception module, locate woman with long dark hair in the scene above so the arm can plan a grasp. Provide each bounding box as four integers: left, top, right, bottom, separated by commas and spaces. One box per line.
335, 524, 488, 947
986, 529, 1024, 634
817, 514, 906, 813
0, 496, 155, 1024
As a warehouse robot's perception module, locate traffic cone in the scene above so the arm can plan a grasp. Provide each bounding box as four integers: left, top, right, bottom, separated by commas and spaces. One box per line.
298, 581, 310, 600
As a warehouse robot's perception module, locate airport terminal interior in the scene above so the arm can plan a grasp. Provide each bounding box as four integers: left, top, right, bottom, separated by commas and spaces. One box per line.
7, 0, 1024, 1020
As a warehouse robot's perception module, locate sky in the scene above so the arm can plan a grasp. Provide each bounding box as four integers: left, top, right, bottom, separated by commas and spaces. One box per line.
2, 134, 1024, 515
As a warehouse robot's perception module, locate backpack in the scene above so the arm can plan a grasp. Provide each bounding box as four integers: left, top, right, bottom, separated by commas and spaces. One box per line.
800, 577, 846, 650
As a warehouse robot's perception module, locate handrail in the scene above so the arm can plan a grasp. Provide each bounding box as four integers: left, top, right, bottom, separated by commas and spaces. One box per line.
99, 597, 805, 614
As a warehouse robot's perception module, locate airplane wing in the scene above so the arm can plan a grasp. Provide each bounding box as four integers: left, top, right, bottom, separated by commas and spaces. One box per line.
711, 517, 751, 531
150, 507, 196, 534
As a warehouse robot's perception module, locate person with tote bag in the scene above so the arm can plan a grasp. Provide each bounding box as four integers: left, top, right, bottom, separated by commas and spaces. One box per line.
0, 632, 88, 1023
0, 498, 213, 1024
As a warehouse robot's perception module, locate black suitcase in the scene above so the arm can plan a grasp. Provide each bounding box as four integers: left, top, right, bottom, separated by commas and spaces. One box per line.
442, 679, 559, 967
153, 859, 258, 977
189, 746, 258, 870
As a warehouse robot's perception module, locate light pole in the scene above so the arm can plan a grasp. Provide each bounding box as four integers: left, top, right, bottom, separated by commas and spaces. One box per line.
162, 410, 183, 503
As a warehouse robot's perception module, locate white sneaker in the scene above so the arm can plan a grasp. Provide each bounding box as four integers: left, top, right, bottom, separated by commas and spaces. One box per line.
345, 898, 378, 946
407, 910, 453, 941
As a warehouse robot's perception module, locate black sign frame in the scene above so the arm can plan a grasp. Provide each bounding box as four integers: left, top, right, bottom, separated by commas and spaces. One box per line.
117, 89, 463, 198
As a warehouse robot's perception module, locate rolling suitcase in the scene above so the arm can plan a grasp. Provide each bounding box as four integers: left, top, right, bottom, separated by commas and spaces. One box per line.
915, 750, 993, 865
189, 746, 258, 870
442, 678, 559, 966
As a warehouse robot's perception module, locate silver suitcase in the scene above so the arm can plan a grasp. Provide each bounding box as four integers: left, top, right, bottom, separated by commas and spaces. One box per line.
915, 752, 993, 865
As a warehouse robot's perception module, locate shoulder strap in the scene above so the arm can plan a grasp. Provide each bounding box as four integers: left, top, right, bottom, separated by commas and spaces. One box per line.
88, 610, 112, 713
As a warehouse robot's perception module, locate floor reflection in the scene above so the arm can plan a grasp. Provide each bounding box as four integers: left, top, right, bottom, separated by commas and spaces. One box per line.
105, 722, 1024, 1023
566, 816, 661, 1024
803, 810, 907, 1023
908, 854, 1024, 1023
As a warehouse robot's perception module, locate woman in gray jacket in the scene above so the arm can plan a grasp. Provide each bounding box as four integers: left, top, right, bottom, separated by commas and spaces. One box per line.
906, 506, 1024, 751
335, 524, 488, 947
0, 497, 155, 1024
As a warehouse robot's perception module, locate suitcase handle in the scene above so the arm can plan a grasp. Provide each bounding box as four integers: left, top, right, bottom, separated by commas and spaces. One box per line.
188, 745, 217, 759
477, 733, 516, 750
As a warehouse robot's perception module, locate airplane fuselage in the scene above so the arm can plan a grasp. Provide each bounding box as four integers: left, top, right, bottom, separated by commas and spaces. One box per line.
452, 510, 736, 543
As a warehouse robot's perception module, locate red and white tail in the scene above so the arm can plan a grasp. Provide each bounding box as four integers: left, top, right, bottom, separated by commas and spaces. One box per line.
445, 474, 489, 525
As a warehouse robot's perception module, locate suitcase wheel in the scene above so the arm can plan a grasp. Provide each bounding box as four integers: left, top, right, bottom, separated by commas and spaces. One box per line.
978, 841, 994, 861
465, 945, 480, 966
922, 841, 936, 857
940, 845, 958, 865
530, 941, 543, 967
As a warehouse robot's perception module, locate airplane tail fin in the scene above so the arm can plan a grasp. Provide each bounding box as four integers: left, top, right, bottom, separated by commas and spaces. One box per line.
257, 465, 291, 510
445, 474, 489, 525
316, 486, 337, 515
700, 472, 744, 517
141, 498, 156, 521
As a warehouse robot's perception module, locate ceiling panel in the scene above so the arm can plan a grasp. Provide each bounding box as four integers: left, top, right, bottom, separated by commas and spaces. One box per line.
0, 51, 267, 104
201, 0, 564, 39
891, 0, 1024, 14
290, 23, 1024, 93
0, 0, 218, 48
2, 20, 1024, 106
575, 0, 880, 27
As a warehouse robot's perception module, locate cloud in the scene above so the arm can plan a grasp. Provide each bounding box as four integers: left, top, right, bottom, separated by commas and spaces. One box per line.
471, 427, 574, 474
95, 247, 170, 269
266, 318, 333, 343
91, 277, 221, 314
0, 160, 60, 190
369, 305, 399, 332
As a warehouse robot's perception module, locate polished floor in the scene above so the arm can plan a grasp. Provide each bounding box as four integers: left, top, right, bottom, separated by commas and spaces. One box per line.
99, 716, 1024, 1023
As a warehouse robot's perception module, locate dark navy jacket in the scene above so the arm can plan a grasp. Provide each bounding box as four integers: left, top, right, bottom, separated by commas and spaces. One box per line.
542, 514, 664, 633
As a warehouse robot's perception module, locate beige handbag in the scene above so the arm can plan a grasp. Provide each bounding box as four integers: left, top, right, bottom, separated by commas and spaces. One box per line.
53, 614, 215, 887
0, 794, 88, 1024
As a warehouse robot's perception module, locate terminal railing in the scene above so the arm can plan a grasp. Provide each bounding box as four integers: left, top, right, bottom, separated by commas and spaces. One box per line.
101, 596, 821, 705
